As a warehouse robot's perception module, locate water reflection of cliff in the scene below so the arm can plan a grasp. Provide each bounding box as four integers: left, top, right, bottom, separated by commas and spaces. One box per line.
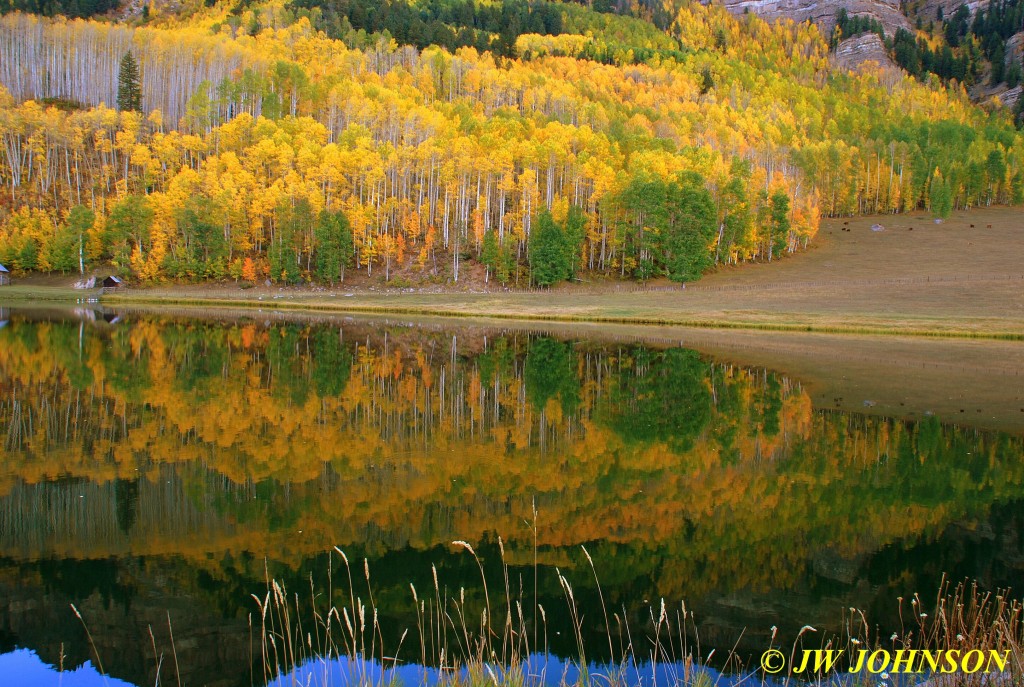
1, 312, 1023, 685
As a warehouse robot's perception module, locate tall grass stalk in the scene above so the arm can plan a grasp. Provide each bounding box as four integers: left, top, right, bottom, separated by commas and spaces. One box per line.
243, 552, 1022, 687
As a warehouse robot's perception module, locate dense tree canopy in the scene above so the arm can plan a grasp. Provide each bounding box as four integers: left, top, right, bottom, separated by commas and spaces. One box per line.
0, 0, 116, 19
0, 2, 1020, 285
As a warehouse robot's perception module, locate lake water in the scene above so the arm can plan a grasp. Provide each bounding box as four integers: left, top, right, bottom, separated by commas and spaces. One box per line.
0, 306, 1022, 686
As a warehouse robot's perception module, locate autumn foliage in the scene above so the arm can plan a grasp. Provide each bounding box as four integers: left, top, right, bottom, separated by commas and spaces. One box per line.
1, 315, 1021, 600
0, 2, 1021, 284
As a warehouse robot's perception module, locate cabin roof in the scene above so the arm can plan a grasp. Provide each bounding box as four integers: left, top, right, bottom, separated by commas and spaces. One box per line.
0, 264, 9, 273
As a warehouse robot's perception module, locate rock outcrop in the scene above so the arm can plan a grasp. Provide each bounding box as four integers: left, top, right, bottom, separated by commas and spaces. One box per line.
998, 84, 1022, 108
913, 0, 990, 23
714, 0, 912, 38
1006, 30, 1024, 67
831, 32, 899, 71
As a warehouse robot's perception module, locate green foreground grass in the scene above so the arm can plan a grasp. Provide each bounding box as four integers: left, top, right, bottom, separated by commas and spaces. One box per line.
0, 285, 93, 302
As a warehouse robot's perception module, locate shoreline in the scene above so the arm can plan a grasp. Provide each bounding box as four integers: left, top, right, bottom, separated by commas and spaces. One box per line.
2, 281, 1024, 340
105, 292, 1024, 340
3, 206, 1024, 340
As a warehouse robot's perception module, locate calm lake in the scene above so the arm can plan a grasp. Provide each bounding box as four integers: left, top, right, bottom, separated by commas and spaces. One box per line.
0, 305, 1023, 686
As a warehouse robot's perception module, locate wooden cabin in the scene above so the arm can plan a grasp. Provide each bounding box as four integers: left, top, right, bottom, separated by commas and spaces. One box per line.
0, 264, 9, 285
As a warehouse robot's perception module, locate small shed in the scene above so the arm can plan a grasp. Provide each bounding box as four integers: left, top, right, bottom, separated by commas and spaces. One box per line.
102, 275, 124, 288
0, 264, 9, 286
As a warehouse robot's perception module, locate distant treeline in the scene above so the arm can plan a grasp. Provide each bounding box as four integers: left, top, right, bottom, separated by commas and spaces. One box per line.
284, 0, 681, 63
0, 0, 116, 19
289, 0, 570, 57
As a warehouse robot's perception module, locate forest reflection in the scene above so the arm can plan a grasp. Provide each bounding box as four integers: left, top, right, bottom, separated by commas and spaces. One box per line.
0, 309, 1023, 686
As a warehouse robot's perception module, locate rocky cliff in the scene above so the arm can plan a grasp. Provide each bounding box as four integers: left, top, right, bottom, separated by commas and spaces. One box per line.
714, 0, 912, 38
831, 31, 899, 71
913, 0, 990, 22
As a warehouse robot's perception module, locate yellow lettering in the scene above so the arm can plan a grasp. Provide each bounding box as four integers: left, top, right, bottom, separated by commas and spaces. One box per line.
799, 650, 844, 674
867, 650, 891, 674
848, 649, 868, 674
920, 650, 941, 673
942, 650, 960, 674
986, 650, 1010, 673
891, 650, 922, 673
961, 650, 985, 673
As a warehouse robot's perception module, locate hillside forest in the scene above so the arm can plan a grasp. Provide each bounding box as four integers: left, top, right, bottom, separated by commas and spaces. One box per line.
0, 1, 1022, 286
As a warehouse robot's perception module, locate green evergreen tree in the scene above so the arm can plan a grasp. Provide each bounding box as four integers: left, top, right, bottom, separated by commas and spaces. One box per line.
524, 337, 579, 414
315, 208, 354, 284
528, 211, 570, 287
929, 171, 954, 218
117, 51, 142, 112
602, 348, 712, 454
1007, 61, 1022, 89
170, 198, 227, 278
719, 158, 752, 263
699, 65, 715, 94
481, 229, 500, 283
497, 245, 516, 285
563, 206, 586, 278
106, 195, 153, 266
663, 172, 716, 282
990, 43, 1006, 85
768, 190, 791, 260
47, 206, 93, 274
618, 176, 667, 280
271, 199, 311, 283
4, 237, 40, 271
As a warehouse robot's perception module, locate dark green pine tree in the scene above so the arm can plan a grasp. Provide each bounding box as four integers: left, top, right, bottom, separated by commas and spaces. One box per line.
314, 208, 354, 284
528, 211, 570, 287
117, 51, 142, 112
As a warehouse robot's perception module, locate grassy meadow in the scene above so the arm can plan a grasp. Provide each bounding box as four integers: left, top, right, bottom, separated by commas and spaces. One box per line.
55, 207, 1024, 338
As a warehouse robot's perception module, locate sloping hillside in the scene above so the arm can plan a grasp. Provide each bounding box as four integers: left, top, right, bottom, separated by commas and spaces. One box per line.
0, 0, 1020, 289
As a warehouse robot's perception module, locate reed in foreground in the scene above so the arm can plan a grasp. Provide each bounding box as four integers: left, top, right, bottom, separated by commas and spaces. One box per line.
251, 544, 1024, 687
